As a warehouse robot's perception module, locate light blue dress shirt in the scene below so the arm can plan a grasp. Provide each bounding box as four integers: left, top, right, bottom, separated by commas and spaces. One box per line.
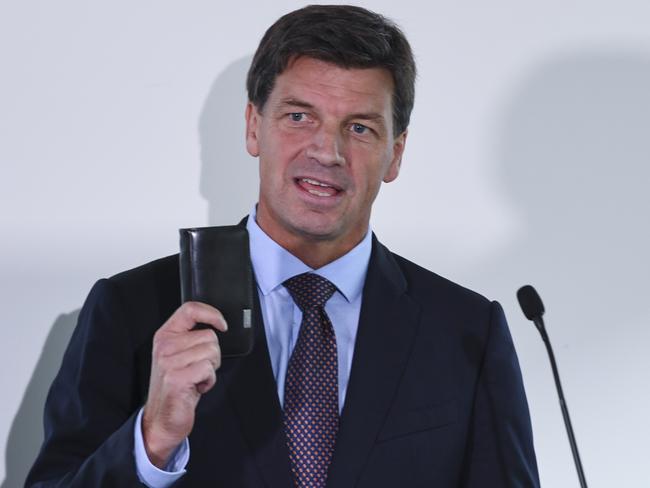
134, 206, 372, 487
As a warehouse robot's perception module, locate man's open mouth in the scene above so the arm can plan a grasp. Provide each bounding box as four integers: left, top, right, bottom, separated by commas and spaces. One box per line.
296, 177, 342, 197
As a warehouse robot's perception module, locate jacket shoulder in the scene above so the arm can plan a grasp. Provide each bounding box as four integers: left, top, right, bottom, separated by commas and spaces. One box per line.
99, 254, 181, 340
108, 253, 179, 289
390, 251, 492, 311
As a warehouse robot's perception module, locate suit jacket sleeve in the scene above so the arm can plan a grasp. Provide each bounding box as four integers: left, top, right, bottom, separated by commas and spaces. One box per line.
26, 279, 146, 487
460, 301, 540, 487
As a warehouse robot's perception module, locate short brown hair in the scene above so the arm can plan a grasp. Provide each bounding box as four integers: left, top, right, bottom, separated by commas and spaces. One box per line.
246, 5, 416, 136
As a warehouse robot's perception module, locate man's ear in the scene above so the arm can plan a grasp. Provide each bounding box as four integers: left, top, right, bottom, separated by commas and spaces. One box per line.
383, 130, 407, 183
245, 102, 260, 157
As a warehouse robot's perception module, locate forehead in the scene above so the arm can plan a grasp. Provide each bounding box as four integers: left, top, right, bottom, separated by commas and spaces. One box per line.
268, 57, 394, 115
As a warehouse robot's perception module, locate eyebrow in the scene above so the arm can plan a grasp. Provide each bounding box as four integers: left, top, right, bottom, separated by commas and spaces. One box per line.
278, 98, 314, 110
348, 112, 386, 122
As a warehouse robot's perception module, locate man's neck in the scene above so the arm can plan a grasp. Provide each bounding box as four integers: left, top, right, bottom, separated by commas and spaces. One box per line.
281, 235, 364, 269
254, 213, 366, 270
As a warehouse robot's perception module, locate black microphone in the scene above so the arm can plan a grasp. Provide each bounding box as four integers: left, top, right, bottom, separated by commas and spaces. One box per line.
517, 285, 588, 488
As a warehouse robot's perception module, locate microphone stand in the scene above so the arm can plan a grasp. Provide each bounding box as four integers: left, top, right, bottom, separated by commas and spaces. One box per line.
532, 315, 588, 488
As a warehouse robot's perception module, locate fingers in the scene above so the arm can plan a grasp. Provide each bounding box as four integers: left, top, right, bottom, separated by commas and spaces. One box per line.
157, 357, 218, 396
161, 301, 228, 334
154, 328, 217, 359
157, 340, 222, 373
192, 360, 218, 394
152, 302, 225, 381
153, 306, 222, 372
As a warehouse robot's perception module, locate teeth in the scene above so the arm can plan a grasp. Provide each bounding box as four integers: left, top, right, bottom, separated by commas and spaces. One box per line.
307, 189, 332, 197
302, 178, 332, 188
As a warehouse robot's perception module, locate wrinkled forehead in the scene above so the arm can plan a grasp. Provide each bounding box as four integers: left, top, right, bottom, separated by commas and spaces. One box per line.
267, 56, 394, 117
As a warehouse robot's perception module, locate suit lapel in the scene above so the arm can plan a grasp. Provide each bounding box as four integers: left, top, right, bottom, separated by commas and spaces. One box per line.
226, 278, 294, 487
327, 236, 421, 487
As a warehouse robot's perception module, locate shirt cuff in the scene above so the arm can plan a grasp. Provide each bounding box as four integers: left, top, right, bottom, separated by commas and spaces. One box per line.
133, 407, 189, 488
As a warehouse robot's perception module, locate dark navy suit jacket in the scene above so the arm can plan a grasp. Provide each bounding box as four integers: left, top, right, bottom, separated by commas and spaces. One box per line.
27, 235, 540, 487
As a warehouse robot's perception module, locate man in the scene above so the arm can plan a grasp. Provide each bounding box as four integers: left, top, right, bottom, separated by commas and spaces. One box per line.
27, 5, 540, 487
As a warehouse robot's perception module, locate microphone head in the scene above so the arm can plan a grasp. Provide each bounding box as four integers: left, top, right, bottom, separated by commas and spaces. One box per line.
517, 285, 545, 320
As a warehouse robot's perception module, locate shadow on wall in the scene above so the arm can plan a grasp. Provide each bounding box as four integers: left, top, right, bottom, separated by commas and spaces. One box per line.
199, 55, 258, 225
463, 50, 650, 485
2, 55, 258, 486
481, 49, 650, 331
1, 310, 79, 488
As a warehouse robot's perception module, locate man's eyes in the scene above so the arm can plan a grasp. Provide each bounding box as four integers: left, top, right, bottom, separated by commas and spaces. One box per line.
286, 114, 372, 136
288, 112, 307, 122
350, 123, 369, 135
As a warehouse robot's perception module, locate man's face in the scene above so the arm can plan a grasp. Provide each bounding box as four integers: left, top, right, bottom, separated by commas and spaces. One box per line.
245, 56, 406, 254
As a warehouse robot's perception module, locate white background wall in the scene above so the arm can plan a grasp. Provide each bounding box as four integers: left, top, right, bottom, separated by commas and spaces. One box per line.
1, 1, 649, 486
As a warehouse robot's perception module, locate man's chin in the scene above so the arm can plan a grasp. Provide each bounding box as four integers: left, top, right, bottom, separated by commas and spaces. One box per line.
288, 219, 343, 242
257, 203, 362, 245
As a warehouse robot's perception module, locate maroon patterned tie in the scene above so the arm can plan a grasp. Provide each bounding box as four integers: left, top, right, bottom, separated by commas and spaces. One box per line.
283, 273, 339, 488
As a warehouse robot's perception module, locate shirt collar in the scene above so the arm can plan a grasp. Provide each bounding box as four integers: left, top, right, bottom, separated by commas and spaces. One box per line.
246, 205, 371, 303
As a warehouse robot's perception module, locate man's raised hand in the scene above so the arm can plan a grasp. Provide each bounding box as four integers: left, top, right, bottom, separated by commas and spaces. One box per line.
142, 301, 227, 468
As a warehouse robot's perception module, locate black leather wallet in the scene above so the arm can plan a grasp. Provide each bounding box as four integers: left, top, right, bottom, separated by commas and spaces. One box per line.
179, 225, 254, 357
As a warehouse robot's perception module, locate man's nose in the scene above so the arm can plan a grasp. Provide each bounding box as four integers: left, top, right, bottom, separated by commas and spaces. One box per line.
305, 123, 346, 166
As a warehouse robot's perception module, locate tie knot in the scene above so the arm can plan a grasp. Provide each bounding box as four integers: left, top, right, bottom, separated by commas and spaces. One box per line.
283, 273, 337, 311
